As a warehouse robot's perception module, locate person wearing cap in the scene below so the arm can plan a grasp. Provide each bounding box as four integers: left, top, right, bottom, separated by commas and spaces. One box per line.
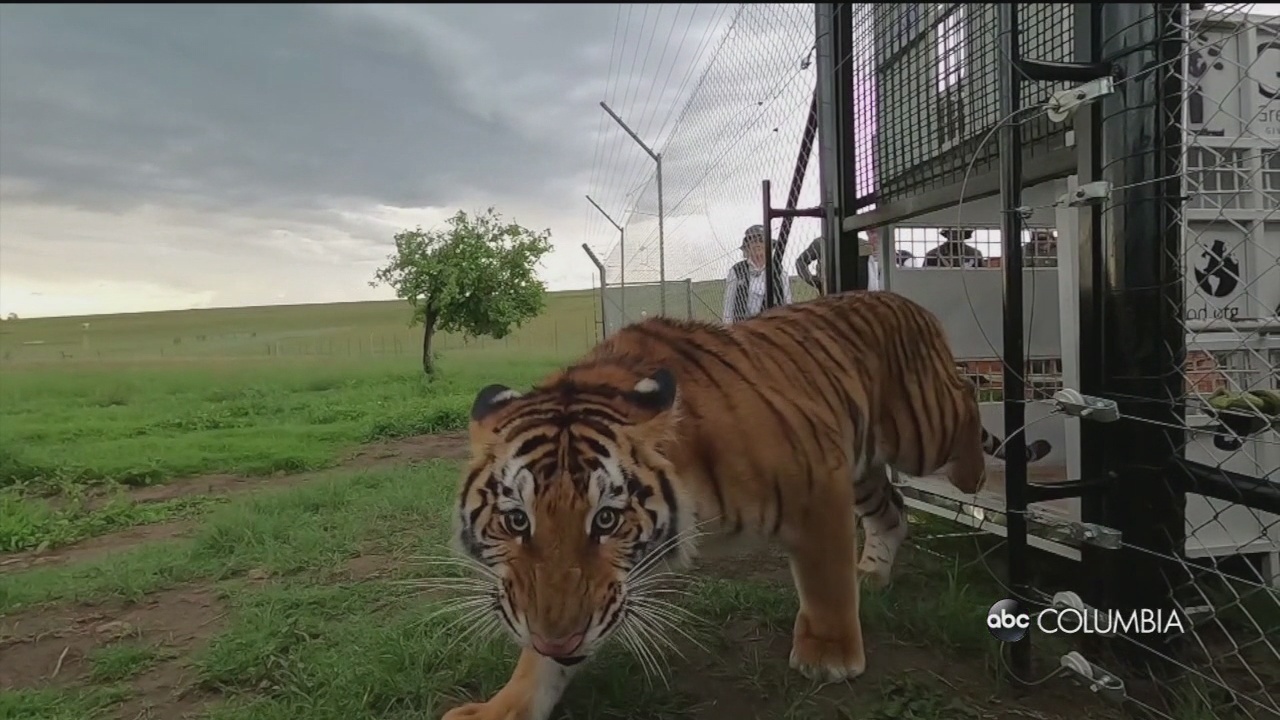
722, 223, 792, 324
923, 227, 985, 268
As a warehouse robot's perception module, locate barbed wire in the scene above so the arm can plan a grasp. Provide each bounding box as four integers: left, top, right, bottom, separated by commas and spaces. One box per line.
585, 4, 740, 265
585, 3, 821, 326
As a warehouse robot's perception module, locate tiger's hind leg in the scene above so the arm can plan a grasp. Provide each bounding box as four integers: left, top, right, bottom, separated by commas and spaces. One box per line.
854, 463, 908, 588
785, 472, 866, 683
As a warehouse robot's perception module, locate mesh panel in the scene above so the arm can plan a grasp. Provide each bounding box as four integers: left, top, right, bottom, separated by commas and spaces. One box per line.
1110, 5, 1280, 719
844, 4, 1075, 207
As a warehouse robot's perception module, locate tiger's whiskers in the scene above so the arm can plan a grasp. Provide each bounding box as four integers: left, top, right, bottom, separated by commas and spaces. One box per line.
610, 520, 715, 686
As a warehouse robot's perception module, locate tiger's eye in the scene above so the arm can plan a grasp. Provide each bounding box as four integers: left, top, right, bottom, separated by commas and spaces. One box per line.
593, 507, 620, 534
503, 509, 530, 535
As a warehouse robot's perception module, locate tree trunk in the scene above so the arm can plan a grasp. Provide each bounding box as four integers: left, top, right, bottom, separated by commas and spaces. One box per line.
421, 315, 438, 377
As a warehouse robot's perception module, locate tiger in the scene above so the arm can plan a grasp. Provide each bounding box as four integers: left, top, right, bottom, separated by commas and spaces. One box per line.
442, 289, 1053, 720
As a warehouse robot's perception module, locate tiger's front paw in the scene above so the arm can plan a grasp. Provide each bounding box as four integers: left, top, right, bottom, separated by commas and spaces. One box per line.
788, 610, 866, 683
442, 699, 525, 720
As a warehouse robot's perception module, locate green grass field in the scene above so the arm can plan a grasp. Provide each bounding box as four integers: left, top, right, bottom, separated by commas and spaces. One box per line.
0, 289, 1196, 720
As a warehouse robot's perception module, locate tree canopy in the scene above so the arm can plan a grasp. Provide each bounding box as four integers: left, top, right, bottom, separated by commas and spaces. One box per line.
371, 207, 553, 375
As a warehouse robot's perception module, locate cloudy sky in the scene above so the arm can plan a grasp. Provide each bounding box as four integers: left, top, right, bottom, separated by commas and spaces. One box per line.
6, 4, 1268, 319
0, 4, 758, 318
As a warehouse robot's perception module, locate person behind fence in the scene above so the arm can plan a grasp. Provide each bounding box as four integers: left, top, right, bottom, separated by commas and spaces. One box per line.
922, 227, 985, 268
794, 227, 888, 294
723, 223, 791, 324
862, 227, 882, 291
1023, 228, 1058, 268
795, 235, 825, 294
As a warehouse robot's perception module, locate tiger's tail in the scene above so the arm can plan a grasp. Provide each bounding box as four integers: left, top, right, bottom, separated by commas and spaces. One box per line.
981, 427, 1052, 463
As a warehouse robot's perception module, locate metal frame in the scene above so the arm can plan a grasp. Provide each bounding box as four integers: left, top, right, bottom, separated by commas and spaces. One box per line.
996, 2, 1034, 677
763, 92, 821, 311
820, 0, 1280, 701
1086, 2, 1189, 673
840, 149, 1077, 235
815, 3, 842, 297
581, 244, 607, 342
600, 102, 666, 316
586, 195, 625, 324
829, 2, 868, 293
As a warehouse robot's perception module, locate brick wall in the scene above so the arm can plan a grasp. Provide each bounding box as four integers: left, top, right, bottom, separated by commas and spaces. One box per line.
959, 353, 1229, 397
1184, 350, 1228, 394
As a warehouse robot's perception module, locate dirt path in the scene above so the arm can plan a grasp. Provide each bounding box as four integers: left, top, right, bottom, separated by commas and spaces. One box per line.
0, 431, 472, 575
0, 548, 1126, 720
0, 584, 227, 716
109, 430, 472, 507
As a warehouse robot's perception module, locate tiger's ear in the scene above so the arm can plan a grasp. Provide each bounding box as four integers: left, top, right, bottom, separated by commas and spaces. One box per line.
471, 384, 523, 424
469, 384, 522, 455
624, 368, 677, 416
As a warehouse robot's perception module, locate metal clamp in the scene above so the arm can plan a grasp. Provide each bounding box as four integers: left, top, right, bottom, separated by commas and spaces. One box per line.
1060, 652, 1127, 703
1047, 77, 1116, 123
1027, 508, 1123, 550
1057, 181, 1112, 208
1052, 389, 1121, 423
1043, 591, 1117, 637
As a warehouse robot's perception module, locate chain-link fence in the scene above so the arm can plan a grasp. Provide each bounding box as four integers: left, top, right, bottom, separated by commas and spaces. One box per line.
585, 4, 823, 328
1128, 5, 1278, 718
584, 4, 1278, 718
836, 2, 1279, 718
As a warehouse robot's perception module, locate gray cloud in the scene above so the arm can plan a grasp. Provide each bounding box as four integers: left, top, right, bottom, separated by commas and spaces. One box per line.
0, 4, 619, 215
0, 4, 744, 317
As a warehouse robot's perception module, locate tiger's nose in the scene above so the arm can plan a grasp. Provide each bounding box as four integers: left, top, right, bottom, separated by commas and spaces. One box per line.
531, 632, 585, 658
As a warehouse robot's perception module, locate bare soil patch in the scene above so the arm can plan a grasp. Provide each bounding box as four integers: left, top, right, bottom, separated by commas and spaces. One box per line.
337, 552, 398, 582
0, 521, 201, 575
342, 430, 471, 467
1, 584, 226, 718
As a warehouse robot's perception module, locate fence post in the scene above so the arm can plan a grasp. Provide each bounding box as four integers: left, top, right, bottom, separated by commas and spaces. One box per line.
815, 4, 838, 296
1093, 2, 1189, 672
600, 102, 665, 316
996, 1, 1033, 681
586, 195, 626, 323
581, 243, 607, 342
831, 3, 868, 292
763, 180, 778, 310
762, 179, 825, 312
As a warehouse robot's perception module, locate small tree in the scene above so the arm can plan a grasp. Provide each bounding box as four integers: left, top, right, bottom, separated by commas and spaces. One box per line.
371, 208, 553, 376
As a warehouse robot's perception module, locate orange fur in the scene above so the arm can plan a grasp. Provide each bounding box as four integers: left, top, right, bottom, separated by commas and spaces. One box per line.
442, 290, 1053, 720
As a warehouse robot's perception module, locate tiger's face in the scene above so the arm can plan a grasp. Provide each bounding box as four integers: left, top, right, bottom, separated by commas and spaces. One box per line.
452, 368, 693, 665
